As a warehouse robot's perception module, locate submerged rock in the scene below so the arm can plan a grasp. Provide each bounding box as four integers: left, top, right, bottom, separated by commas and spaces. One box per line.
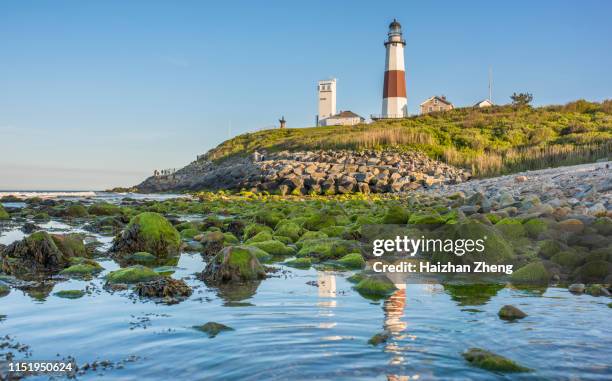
193, 322, 234, 338
111, 212, 180, 258
199, 246, 266, 284
368, 330, 391, 346
498, 305, 527, 320
568, 283, 586, 294
54, 290, 86, 299
462, 348, 530, 373
1, 231, 73, 276
134, 277, 192, 302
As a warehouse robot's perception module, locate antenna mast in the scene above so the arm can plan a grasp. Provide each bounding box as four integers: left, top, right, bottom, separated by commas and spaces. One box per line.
488, 67, 493, 103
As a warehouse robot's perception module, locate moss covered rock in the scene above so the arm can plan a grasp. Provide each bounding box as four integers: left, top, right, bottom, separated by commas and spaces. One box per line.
337, 253, 366, 269
511, 262, 550, 285
255, 209, 285, 228
0, 284, 10, 297
551, 250, 583, 269
242, 223, 273, 240
51, 234, 88, 258
200, 246, 266, 284
111, 212, 180, 258
592, 217, 612, 235
245, 230, 274, 243
60, 262, 103, 278
247, 240, 295, 256
498, 305, 527, 320
126, 251, 157, 264
193, 322, 234, 338
180, 228, 200, 240
65, 204, 88, 218
538, 240, 562, 259
297, 238, 360, 260
353, 275, 397, 300
523, 218, 547, 238
495, 218, 526, 239
0, 204, 9, 220
382, 206, 410, 224
1, 231, 72, 275
572, 260, 612, 283
274, 221, 302, 242
463, 348, 530, 373
54, 290, 86, 299
106, 265, 160, 284
284, 257, 312, 269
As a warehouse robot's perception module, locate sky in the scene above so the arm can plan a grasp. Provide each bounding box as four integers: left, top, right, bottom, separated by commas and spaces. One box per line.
1, 0, 611, 190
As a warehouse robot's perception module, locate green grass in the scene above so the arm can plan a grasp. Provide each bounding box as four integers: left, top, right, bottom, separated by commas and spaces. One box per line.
204, 100, 611, 177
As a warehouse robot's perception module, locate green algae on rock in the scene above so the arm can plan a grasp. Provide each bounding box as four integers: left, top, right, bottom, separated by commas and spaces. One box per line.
353, 275, 397, 300
60, 260, 103, 278
247, 240, 295, 256
0, 284, 9, 297
368, 330, 391, 346
462, 348, 530, 373
284, 257, 312, 269
498, 305, 527, 320
1, 231, 72, 275
0, 204, 10, 220
337, 253, 366, 269
193, 322, 234, 338
510, 262, 550, 285
54, 290, 86, 299
51, 233, 88, 258
106, 265, 161, 284
88, 202, 122, 216
111, 212, 181, 258
200, 246, 266, 284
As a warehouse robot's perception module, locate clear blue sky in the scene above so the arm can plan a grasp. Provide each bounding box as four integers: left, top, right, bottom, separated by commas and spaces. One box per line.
1, 0, 611, 190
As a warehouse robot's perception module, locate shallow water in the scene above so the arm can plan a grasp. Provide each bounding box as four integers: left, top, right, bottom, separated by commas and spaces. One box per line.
1, 211, 611, 380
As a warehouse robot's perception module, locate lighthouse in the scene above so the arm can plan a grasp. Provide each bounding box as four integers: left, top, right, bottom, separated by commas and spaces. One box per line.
381, 19, 407, 118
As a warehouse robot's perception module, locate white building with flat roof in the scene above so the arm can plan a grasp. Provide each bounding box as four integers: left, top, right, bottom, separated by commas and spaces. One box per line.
317, 79, 336, 126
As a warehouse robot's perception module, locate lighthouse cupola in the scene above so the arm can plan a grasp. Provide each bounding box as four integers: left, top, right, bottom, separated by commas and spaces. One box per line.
387, 19, 405, 44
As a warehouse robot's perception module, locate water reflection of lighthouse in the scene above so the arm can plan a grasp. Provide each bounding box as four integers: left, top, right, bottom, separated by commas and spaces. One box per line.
317, 271, 337, 329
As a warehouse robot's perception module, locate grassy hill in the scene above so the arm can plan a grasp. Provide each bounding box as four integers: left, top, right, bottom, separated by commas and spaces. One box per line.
205, 100, 612, 177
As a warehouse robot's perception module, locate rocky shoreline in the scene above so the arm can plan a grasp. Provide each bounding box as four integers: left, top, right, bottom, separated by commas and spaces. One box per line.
135, 149, 471, 194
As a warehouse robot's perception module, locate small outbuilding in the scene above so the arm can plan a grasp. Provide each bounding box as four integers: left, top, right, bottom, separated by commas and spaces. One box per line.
320, 110, 365, 126
474, 99, 494, 108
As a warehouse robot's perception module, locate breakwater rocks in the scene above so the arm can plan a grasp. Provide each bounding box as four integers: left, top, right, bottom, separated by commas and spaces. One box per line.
136, 150, 470, 194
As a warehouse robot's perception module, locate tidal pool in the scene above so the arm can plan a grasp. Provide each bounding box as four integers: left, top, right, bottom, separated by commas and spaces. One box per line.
1, 215, 611, 380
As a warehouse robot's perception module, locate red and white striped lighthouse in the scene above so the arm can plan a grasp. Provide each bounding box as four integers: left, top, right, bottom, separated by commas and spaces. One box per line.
382, 19, 407, 118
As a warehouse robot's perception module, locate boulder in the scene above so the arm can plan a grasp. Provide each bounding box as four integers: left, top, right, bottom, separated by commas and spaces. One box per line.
110, 212, 180, 258
134, 277, 192, 302
498, 305, 527, 320
463, 348, 530, 373
199, 246, 266, 284
1, 231, 72, 276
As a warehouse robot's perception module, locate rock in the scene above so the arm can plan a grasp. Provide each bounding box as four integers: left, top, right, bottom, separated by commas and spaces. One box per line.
274, 221, 302, 242
353, 275, 397, 300
381, 206, 410, 224
247, 240, 295, 256
88, 202, 121, 216
0, 204, 10, 220
199, 246, 266, 284
59, 259, 103, 278
21, 222, 41, 234
200, 231, 226, 257
51, 233, 88, 258
463, 348, 530, 373
337, 253, 366, 269
568, 283, 585, 294
110, 212, 181, 258
0, 284, 10, 297
510, 262, 550, 285
585, 284, 611, 297
106, 265, 161, 284
498, 305, 527, 320
368, 330, 391, 346
134, 277, 192, 302
557, 219, 584, 234
193, 322, 234, 338
572, 260, 612, 283
284, 257, 312, 269
125, 251, 157, 264
65, 204, 88, 218
1, 231, 72, 276
54, 290, 85, 299
515, 175, 528, 182
297, 238, 359, 260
